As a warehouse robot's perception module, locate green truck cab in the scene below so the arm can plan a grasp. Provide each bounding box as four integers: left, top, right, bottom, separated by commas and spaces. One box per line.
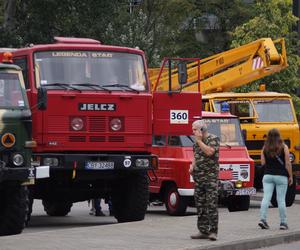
0, 57, 48, 236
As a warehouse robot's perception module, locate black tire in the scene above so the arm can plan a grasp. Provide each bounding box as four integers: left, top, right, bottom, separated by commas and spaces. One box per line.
271, 176, 296, 207
164, 184, 188, 216
111, 172, 149, 223
42, 200, 73, 216
0, 185, 29, 236
227, 195, 250, 212
254, 166, 264, 190
25, 195, 34, 226
218, 197, 228, 207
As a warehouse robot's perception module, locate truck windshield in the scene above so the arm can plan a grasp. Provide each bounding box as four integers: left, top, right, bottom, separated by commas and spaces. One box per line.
34, 51, 147, 92
181, 118, 244, 147
213, 100, 255, 118
203, 118, 244, 146
0, 73, 26, 109
254, 99, 294, 122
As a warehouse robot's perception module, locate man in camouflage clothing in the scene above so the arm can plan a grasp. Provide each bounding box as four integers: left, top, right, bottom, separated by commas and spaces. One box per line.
189, 120, 220, 241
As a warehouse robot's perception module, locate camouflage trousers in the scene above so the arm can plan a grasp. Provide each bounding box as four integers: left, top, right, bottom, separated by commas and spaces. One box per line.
193, 177, 218, 234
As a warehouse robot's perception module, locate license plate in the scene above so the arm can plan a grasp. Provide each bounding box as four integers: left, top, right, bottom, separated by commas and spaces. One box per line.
85, 161, 114, 170
235, 187, 256, 196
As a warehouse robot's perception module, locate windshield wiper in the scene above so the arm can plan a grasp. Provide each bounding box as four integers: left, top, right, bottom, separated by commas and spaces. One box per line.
75, 83, 111, 92
187, 136, 195, 143
101, 83, 140, 93
44, 83, 82, 91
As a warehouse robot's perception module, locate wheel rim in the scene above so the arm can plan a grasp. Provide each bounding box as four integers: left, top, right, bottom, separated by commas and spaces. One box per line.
168, 189, 179, 210
169, 192, 178, 207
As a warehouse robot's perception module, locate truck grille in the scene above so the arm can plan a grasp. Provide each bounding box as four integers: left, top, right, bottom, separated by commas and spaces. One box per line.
108, 136, 124, 142
126, 117, 145, 133
245, 139, 290, 150
89, 136, 105, 142
48, 115, 143, 144
219, 164, 250, 182
89, 116, 106, 132
69, 136, 86, 142
250, 155, 260, 160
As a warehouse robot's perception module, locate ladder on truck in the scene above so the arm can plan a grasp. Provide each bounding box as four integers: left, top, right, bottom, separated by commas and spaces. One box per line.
150, 38, 287, 94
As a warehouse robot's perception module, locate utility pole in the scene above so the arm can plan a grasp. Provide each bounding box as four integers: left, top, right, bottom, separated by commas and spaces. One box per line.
293, 0, 300, 94
128, 0, 142, 14
293, 0, 300, 38
129, 0, 133, 14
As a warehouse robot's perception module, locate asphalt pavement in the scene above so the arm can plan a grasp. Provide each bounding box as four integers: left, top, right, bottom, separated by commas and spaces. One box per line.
1, 195, 300, 250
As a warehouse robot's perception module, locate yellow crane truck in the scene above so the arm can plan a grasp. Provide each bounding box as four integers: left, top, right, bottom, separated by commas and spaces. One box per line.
149, 38, 299, 206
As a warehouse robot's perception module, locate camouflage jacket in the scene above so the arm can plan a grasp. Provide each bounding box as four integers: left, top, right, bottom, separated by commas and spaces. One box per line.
193, 134, 220, 180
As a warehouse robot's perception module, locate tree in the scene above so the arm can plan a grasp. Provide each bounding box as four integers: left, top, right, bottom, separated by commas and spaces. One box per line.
104, 0, 253, 66
0, 0, 20, 47
187, 0, 254, 59
0, 0, 119, 47
103, 0, 197, 66
0, 0, 253, 67
3, 0, 17, 32
231, 0, 300, 113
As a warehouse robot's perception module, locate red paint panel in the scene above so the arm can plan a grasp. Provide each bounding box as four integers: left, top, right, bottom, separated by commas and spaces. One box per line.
153, 92, 202, 135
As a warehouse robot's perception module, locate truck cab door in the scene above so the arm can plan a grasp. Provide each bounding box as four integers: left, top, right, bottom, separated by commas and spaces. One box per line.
152, 92, 202, 135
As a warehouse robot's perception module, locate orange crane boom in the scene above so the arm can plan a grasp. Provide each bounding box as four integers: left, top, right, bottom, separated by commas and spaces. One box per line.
150, 38, 287, 94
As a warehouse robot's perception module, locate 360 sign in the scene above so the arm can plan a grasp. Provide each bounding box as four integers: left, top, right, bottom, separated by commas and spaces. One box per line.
170, 110, 189, 124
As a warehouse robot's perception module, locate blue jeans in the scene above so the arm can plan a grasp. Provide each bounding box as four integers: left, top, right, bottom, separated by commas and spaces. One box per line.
260, 174, 288, 224
94, 199, 102, 211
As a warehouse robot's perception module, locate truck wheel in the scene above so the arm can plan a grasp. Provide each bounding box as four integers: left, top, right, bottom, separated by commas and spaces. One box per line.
111, 172, 149, 223
254, 165, 264, 190
42, 200, 73, 216
271, 176, 296, 207
227, 195, 250, 212
25, 196, 34, 226
0, 185, 29, 236
164, 184, 188, 216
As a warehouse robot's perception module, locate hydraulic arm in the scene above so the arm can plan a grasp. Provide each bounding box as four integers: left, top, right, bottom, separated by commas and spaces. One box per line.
151, 38, 287, 94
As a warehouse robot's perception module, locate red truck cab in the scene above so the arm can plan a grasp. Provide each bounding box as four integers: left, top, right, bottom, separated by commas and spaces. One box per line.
2, 38, 201, 222
149, 111, 255, 215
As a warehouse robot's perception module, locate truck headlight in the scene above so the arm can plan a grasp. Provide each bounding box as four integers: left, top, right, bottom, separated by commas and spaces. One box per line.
13, 153, 24, 166
235, 180, 243, 188
136, 159, 149, 168
70, 117, 85, 131
109, 117, 124, 131
289, 153, 295, 163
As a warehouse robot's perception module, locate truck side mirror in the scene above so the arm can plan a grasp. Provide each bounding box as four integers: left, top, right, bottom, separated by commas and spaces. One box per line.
177, 62, 187, 85
241, 129, 247, 142
296, 87, 300, 97
37, 87, 47, 110
296, 114, 300, 123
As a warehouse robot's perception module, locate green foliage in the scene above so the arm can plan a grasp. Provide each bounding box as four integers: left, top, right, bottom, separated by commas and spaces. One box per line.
0, 1, 3, 24
104, 0, 197, 66
0, 0, 119, 46
193, 0, 254, 56
0, 0, 299, 113
231, 0, 300, 114
0, 0, 196, 65
0, 0, 252, 67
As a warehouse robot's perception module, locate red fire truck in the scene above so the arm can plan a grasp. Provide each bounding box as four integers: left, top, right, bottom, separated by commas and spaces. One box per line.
149, 111, 255, 215
149, 58, 255, 215
2, 37, 201, 222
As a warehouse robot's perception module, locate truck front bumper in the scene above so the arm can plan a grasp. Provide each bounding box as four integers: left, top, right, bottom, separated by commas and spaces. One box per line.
178, 186, 256, 197
33, 153, 157, 171
219, 180, 256, 197
0, 165, 49, 183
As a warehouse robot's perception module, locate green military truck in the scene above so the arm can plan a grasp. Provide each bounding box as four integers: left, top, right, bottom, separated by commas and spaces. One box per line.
0, 54, 49, 236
